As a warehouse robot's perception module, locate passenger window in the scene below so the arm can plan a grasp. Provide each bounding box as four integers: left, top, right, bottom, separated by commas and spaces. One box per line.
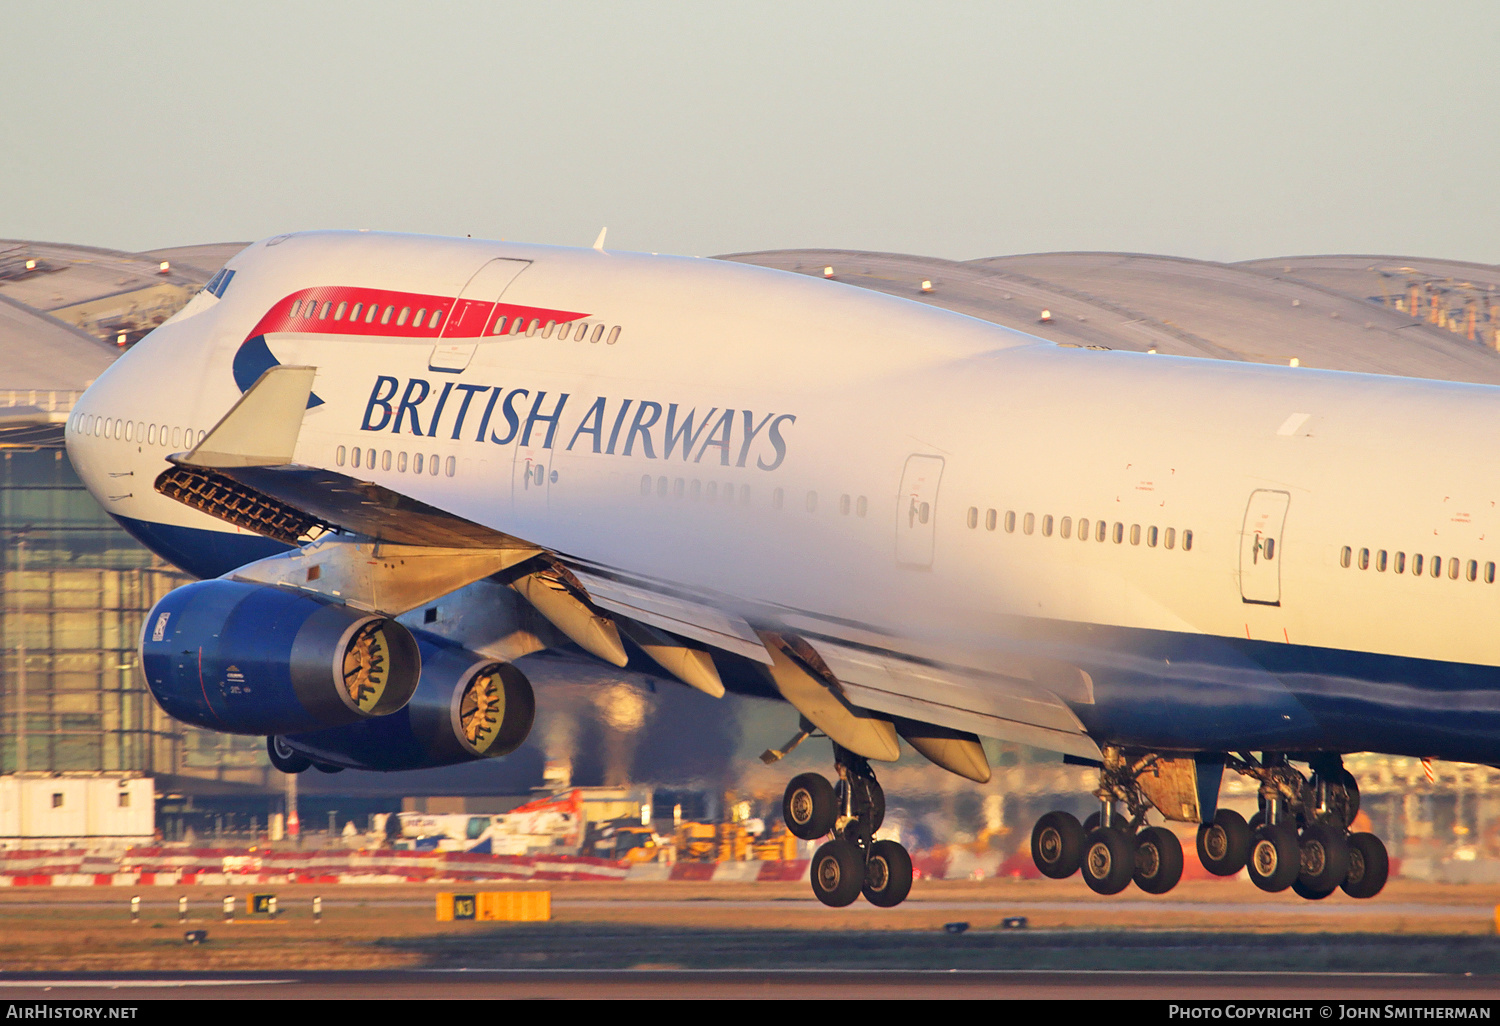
592, 324, 604, 343
1412, 554, 1423, 576
1488, 562, 1496, 584
1042, 515, 1053, 537
397, 307, 410, 326
1449, 557, 1460, 579
398, 452, 408, 472
575, 322, 589, 341
382, 306, 394, 325
1376, 550, 1387, 572
336, 446, 346, 466
1395, 551, 1405, 573
290, 300, 302, 317
1023, 513, 1035, 535
1467, 559, 1478, 582
1340, 546, 1352, 568
856, 496, 867, 517
367, 449, 375, 468
350, 303, 363, 322
124, 421, 134, 442
147, 424, 156, 444
528, 319, 541, 336
640, 474, 652, 496
171, 427, 181, 447
543, 320, 555, 338
918, 501, 930, 524
493, 316, 508, 335
364, 304, 377, 323
1431, 556, 1441, 578
382, 450, 391, 471
968, 505, 980, 528
414, 308, 427, 328
413, 453, 423, 474
1130, 524, 1141, 546
1164, 527, 1175, 549
607, 326, 621, 345
1060, 516, 1072, 539
509, 317, 523, 335
1182, 529, 1193, 551
446, 456, 456, 477
430, 454, 440, 476
1358, 548, 1369, 570
319, 301, 331, 319
430, 310, 444, 329
1005, 511, 1016, 533
1265, 538, 1275, 560
706, 481, 718, 501
1147, 526, 1158, 547
985, 509, 997, 531
334, 301, 347, 320
1113, 523, 1124, 544
352, 448, 361, 469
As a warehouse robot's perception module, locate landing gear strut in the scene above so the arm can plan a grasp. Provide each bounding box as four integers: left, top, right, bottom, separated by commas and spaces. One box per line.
783, 744, 912, 908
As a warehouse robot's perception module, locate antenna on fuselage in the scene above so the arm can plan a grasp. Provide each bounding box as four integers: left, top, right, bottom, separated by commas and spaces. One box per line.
592, 227, 608, 253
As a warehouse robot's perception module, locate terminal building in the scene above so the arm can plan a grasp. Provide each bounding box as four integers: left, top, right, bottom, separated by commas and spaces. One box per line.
3, 236, 1500, 856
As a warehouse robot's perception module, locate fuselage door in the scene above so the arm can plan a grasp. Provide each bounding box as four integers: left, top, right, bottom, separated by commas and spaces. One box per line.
429, 258, 531, 371
896, 454, 945, 567
1239, 489, 1290, 605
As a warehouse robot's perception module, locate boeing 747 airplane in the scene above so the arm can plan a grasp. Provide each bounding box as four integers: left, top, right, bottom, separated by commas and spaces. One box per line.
65, 230, 1500, 906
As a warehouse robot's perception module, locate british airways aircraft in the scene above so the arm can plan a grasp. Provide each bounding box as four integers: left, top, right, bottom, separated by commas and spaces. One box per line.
63, 230, 1500, 907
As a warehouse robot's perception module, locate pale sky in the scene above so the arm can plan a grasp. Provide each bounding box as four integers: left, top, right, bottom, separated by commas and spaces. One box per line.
3, 1, 1497, 264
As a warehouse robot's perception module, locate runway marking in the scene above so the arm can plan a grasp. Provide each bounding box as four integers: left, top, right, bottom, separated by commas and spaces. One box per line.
0, 979, 293, 988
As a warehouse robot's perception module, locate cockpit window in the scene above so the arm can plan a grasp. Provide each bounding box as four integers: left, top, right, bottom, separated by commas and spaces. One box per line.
202, 268, 236, 298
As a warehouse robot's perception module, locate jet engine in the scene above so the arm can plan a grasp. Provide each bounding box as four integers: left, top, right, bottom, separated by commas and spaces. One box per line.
139, 579, 420, 735
274, 631, 535, 771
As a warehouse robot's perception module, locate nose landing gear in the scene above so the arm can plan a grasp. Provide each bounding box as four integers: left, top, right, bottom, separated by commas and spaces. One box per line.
783, 744, 913, 908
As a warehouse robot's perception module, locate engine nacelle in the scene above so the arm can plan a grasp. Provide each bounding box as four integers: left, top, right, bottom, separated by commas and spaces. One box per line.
279, 631, 535, 771
140, 579, 420, 735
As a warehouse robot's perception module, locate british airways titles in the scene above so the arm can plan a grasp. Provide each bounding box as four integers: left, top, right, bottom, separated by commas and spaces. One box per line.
360, 376, 796, 470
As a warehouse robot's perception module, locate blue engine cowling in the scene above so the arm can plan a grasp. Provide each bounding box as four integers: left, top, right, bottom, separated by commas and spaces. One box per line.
277, 631, 535, 771
140, 579, 421, 735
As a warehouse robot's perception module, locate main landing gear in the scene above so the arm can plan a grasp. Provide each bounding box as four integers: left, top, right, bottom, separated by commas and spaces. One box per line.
1030, 749, 1389, 900
782, 745, 913, 908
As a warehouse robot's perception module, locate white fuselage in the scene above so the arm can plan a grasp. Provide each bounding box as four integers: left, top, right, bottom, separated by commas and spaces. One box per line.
66, 231, 1500, 762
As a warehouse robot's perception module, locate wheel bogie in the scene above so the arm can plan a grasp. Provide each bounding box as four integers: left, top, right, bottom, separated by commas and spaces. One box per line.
810, 839, 864, 907
1341, 832, 1389, 899
1196, 808, 1250, 876
862, 839, 913, 908
1081, 826, 1136, 895
1031, 811, 1087, 879
1297, 821, 1350, 893
1133, 826, 1184, 895
783, 772, 837, 840
1247, 822, 1300, 892
266, 735, 311, 774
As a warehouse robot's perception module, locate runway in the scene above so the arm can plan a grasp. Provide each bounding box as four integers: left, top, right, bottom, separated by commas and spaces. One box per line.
0, 969, 1496, 1000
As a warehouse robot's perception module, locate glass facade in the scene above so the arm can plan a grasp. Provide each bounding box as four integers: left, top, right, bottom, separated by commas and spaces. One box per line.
0, 447, 269, 782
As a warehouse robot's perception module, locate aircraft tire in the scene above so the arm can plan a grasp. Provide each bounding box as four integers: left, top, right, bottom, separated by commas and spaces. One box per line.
862, 839, 913, 907
784, 773, 837, 840
1031, 811, 1086, 879
1341, 832, 1389, 899
312, 761, 345, 774
1291, 878, 1338, 900
811, 838, 864, 908
1081, 826, 1135, 895
1133, 826, 1184, 895
1247, 823, 1299, 892
1297, 821, 1350, 893
266, 736, 310, 775
1196, 809, 1251, 876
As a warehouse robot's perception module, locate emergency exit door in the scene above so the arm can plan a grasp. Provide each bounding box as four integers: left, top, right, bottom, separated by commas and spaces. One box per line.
1240, 489, 1290, 605
896, 455, 945, 567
